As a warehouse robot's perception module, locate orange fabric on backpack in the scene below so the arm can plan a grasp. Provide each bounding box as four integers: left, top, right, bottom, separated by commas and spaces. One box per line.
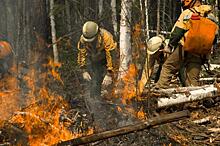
183, 12, 218, 55
0, 41, 12, 59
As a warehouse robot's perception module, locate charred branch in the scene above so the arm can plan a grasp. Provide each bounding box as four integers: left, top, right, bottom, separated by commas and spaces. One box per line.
56, 110, 190, 146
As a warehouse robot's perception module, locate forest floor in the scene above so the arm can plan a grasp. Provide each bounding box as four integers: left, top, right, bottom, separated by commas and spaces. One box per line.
0, 43, 220, 146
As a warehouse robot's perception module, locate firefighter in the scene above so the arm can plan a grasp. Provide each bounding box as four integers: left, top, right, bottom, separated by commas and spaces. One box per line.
0, 41, 16, 90
138, 35, 168, 94
155, 0, 218, 89
77, 21, 117, 98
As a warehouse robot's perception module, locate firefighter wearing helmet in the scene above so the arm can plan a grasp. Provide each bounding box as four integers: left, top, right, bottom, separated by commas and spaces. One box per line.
138, 35, 168, 95
155, 0, 218, 89
77, 21, 117, 98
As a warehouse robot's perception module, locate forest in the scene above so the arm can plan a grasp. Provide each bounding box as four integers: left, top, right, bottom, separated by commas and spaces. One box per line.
0, 0, 220, 145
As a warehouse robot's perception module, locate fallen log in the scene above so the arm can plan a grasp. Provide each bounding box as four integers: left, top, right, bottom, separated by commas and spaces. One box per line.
156, 85, 212, 95
209, 64, 220, 70
56, 110, 190, 146
158, 85, 219, 108
193, 116, 212, 124
199, 77, 220, 82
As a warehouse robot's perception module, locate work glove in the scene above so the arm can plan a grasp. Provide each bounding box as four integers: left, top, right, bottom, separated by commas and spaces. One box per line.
82, 72, 91, 81
102, 74, 112, 86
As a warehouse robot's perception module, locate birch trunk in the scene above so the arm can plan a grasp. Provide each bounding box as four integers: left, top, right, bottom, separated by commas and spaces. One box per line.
162, 0, 165, 28
111, 0, 118, 38
157, 85, 218, 108
118, 0, 132, 78
156, 0, 160, 35
144, 0, 149, 40
98, 0, 104, 18
49, 0, 59, 63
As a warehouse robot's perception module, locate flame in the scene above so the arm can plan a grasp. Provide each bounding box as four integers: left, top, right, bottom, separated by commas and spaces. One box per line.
45, 58, 64, 85
6, 59, 92, 145
86, 127, 94, 135
121, 64, 138, 104
117, 106, 122, 112
10, 87, 74, 145
136, 107, 146, 121
0, 64, 19, 122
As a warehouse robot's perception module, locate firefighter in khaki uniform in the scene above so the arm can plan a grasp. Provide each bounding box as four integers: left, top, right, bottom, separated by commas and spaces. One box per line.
155, 0, 218, 89
138, 35, 168, 95
77, 21, 116, 98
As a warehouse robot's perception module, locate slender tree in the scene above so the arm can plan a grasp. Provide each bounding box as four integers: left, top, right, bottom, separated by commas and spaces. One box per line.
98, 0, 104, 18
156, 0, 160, 35
49, 0, 59, 63
145, 0, 149, 40
111, 0, 118, 38
118, 0, 133, 78
65, 0, 72, 32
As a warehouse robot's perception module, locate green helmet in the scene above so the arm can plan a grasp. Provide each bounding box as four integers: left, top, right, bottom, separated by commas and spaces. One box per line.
147, 35, 165, 55
82, 21, 99, 42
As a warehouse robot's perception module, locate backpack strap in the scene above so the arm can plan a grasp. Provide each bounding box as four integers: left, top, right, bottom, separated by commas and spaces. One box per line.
189, 8, 201, 16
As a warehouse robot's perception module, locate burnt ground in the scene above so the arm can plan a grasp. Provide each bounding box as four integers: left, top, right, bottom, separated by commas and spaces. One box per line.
0, 43, 220, 146
55, 43, 220, 146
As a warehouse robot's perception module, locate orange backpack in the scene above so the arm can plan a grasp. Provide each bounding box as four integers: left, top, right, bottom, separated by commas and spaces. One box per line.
183, 9, 218, 55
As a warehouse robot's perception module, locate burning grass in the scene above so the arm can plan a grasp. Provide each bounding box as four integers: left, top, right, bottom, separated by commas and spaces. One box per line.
0, 59, 93, 145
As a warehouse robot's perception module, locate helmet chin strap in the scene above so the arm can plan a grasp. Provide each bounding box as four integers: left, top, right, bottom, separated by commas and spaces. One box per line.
189, 0, 196, 8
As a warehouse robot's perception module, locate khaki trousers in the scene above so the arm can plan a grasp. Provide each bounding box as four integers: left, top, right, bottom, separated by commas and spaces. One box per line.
156, 46, 203, 88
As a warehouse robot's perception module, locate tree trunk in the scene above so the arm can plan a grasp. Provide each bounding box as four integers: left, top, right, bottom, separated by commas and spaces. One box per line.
162, 0, 165, 29
145, 0, 149, 40
98, 0, 104, 18
49, 0, 59, 63
111, 0, 118, 38
65, 0, 72, 32
118, 0, 132, 78
156, 0, 160, 35
0, 0, 49, 119
157, 85, 219, 108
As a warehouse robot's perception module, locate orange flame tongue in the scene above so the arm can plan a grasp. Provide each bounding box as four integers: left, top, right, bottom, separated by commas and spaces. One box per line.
121, 64, 138, 104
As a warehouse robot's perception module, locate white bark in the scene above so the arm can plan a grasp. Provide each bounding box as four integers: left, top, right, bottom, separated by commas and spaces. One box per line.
144, 0, 149, 40
118, 0, 132, 78
140, 0, 143, 12
156, 0, 160, 35
157, 85, 212, 94
49, 0, 59, 63
148, 29, 170, 35
209, 64, 220, 70
158, 85, 218, 108
199, 77, 220, 82
98, 0, 104, 18
162, 0, 165, 27
193, 116, 211, 124
111, 0, 118, 37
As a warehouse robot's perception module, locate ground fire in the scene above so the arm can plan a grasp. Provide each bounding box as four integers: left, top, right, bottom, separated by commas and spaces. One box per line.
1, 0, 220, 145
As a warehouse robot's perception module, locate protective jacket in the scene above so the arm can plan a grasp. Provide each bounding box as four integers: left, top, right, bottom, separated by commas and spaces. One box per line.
77, 28, 116, 73
169, 5, 218, 49
156, 4, 219, 88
